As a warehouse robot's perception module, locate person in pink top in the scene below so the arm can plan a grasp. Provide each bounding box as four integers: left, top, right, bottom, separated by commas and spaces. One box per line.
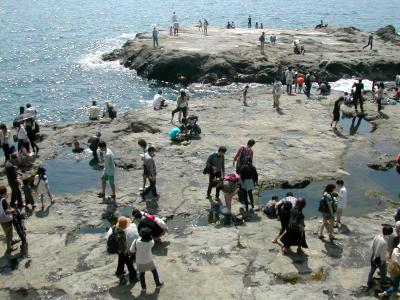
233, 139, 256, 173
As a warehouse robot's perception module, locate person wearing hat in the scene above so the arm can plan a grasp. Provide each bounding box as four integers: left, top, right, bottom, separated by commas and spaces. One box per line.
153, 90, 168, 110
132, 209, 168, 241
171, 89, 188, 123
106, 216, 139, 284
367, 225, 393, 289
233, 139, 256, 174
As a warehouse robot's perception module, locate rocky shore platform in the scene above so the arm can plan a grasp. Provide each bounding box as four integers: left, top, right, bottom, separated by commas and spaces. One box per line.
0, 87, 399, 299
102, 25, 400, 85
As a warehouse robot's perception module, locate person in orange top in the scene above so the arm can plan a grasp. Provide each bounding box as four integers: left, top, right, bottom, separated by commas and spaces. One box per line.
296, 76, 305, 93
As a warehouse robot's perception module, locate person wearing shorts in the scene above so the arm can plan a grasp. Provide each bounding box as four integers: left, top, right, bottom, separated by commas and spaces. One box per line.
98, 141, 116, 200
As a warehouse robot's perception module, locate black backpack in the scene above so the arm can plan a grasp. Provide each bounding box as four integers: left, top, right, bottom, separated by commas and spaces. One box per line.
107, 227, 127, 254
278, 199, 292, 217
318, 195, 330, 214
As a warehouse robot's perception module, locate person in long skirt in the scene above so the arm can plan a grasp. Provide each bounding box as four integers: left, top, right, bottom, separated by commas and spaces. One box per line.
280, 197, 308, 254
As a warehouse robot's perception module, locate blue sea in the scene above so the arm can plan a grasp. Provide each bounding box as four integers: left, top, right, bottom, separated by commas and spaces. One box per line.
1, 0, 399, 124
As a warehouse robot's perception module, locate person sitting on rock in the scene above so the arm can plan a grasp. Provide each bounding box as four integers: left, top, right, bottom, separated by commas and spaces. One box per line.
316, 81, 330, 96
103, 101, 117, 120
314, 20, 324, 29
132, 208, 168, 241
89, 100, 100, 121
153, 90, 168, 110
72, 141, 84, 154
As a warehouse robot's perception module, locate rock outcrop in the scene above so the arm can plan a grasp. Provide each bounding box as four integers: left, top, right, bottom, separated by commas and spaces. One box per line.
103, 25, 400, 85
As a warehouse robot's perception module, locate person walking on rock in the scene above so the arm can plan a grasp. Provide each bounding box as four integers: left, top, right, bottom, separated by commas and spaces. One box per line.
5, 154, 23, 208
140, 146, 159, 201
280, 197, 308, 254
352, 79, 365, 113
318, 184, 336, 241
152, 27, 159, 48
331, 97, 344, 129
98, 141, 116, 200
205, 146, 227, 200
272, 79, 283, 110
335, 179, 347, 226
153, 90, 168, 110
106, 216, 139, 285
259, 32, 265, 54
367, 225, 393, 289
130, 227, 164, 292
233, 139, 255, 174
363, 33, 373, 50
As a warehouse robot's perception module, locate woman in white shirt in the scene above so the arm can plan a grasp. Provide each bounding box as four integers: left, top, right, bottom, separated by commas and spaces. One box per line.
0, 124, 16, 160
130, 227, 164, 292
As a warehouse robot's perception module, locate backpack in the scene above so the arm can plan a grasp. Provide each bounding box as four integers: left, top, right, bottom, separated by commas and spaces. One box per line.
106, 227, 126, 254
278, 199, 292, 217
318, 195, 332, 214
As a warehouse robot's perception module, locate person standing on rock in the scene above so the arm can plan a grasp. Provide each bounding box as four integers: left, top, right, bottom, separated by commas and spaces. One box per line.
140, 146, 159, 201
98, 141, 116, 201
280, 197, 308, 254
377, 82, 385, 112
5, 154, 23, 208
318, 184, 336, 241
205, 146, 227, 200
335, 179, 347, 226
138, 139, 149, 191
363, 33, 373, 50
172, 11, 177, 23
248, 15, 252, 28
367, 225, 393, 289
106, 216, 139, 285
0, 124, 16, 161
243, 85, 249, 106
88, 132, 101, 160
259, 32, 265, 54
304, 72, 313, 98
272, 192, 297, 244
203, 19, 209, 36
198, 20, 203, 31
352, 79, 365, 113
272, 79, 283, 110
239, 160, 258, 211
152, 27, 159, 48
34, 167, 55, 210
330, 97, 344, 129
285, 67, 294, 95
171, 89, 188, 123
233, 139, 256, 174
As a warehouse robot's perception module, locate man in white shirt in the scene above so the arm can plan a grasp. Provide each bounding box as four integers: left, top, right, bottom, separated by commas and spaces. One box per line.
16, 123, 28, 151
25, 103, 37, 118
335, 179, 347, 225
367, 225, 393, 289
153, 90, 168, 110
89, 101, 100, 120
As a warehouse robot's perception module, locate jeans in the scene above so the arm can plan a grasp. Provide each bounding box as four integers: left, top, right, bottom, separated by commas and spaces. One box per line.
10, 182, 23, 208
207, 171, 222, 198
368, 261, 387, 286
116, 253, 137, 280
140, 269, 161, 289
386, 275, 400, 295
143, 178, 158, 198
153, 37, 159, 47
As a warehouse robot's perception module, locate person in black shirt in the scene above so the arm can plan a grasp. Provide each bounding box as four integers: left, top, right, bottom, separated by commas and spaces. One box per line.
352, 79, 365, 112
363, 33, 373, 50
331, 97, 344, 129
5, 154, 23, 208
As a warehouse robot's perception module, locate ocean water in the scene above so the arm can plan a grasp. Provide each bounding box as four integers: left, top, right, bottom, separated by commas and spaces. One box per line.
1, 0, 399, 124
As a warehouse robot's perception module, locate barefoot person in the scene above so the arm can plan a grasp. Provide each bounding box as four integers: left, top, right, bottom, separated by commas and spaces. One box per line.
331, 97, 344, 129
34, 167, 54, 210
98, 141, 116, 200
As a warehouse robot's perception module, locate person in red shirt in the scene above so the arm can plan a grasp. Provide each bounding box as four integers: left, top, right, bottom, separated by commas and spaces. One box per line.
233, 139, 256, 173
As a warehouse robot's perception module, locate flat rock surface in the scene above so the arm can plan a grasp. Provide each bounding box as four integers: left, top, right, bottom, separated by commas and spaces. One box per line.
0, 87, 399, 299
103, 25, 400, 84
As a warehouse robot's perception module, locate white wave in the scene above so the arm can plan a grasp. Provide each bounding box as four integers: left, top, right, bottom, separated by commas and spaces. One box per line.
330, 78, 373, 93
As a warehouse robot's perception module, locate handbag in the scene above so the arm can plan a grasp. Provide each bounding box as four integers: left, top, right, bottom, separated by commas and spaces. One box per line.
388, 259, 400, 277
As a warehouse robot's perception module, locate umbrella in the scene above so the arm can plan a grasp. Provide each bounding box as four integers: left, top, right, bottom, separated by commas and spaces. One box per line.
13, 112, 36, 123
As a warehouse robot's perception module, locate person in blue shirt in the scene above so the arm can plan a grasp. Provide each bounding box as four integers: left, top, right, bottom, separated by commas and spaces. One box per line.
152, 27, 159, 48
169, 125, 187, 142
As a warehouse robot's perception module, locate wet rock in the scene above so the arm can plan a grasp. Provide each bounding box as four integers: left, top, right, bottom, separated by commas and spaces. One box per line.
375, 25, 400, 43
367, 154, 397, 171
